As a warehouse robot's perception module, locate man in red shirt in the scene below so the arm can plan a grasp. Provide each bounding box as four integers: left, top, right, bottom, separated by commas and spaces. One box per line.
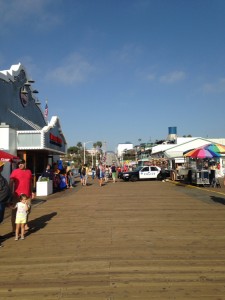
10, 159, 34, 232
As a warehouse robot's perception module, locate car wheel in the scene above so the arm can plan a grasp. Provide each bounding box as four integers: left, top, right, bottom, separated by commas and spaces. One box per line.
157, 174, 161, 180
123, 177, 129, 181
130, 175, 138, 182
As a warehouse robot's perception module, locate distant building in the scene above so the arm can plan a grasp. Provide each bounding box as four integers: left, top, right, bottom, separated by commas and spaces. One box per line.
117, 143, 133, 158
151, 136, 225, 173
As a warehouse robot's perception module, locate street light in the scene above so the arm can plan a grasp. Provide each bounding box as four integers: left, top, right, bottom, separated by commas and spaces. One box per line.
83, 141, 93, 165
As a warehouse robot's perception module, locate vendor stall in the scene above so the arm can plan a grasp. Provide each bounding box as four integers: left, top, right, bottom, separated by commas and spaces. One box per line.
192, 169, 210, 186
183, 144, 223, 186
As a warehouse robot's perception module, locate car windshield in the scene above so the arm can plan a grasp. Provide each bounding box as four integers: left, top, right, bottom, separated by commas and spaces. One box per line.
133, 166, 143, 172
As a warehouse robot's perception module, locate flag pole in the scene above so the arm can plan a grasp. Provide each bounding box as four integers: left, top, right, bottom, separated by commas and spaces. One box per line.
44, 99, 48, 122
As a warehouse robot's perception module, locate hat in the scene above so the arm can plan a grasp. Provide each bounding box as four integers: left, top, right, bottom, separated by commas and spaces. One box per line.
0, 161, 5, 168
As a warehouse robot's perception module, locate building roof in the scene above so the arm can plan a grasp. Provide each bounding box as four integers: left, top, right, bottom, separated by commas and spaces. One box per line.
151, 137, 225, 159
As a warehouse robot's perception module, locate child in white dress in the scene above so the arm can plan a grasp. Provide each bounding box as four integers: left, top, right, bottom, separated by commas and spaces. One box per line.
12, 194, 29, 240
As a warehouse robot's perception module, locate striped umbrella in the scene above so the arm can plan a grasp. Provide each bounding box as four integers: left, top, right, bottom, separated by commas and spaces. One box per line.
184, 147, 221, 159
203, 143, 225, 153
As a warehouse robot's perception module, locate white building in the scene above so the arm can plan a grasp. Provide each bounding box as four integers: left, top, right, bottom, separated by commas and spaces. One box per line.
117, 143, 133, 158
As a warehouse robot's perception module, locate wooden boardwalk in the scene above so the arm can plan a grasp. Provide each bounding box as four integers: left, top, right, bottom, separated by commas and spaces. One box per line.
1, 179, 225, 299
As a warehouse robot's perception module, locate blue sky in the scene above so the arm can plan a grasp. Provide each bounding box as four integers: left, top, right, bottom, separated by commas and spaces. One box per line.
0, 0, 225, 151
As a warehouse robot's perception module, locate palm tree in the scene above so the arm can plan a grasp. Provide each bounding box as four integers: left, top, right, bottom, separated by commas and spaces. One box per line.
77, 142, 82, 148
96, 141, 102, 148
92, 141, 103, 165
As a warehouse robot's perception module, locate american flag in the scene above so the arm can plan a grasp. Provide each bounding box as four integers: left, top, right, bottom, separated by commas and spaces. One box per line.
44, 101, 48, 119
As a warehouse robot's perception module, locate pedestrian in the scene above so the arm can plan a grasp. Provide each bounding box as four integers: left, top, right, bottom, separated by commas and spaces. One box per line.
81, 164, 88, 186
11, 193, 29, 241
91, 166, 95, 180
84, 164, 89, 185
0, 161, 11, 247
96, 164, 104, 187
111, 163, 117, 183
59, 169, 67, 190
160, 162, 166, 182
67, 169, 74, 188
52, 163, 60, 192
9, 159, 34, 233
109, 165, 112, 179
78, 165, 83, 185
42, 164, 53, 180
123, 165, 128, 172
104, 165, 110, 182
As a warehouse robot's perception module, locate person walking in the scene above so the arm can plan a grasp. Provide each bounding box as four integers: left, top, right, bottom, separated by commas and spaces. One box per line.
81, 164, 88, 186
78, 165, 83, 186
67, 169, 74, 188
84, 164, 89, 186
111, 163, 117, 183
96, 164, 104, 187
104, 165, 110, 183
160, 162, 167, 182
0, 161, 11, 247
11, 193, 29, 241
9, 159, 34, 233
91, 166, 95, 180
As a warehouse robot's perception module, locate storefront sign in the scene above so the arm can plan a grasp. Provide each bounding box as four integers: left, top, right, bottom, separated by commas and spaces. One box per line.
49, 133, 62, 147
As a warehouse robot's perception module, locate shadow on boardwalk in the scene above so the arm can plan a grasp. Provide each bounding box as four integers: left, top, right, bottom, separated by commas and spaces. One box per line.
211, 195, 225, 205
26, 212, 57, 236
1, 212, 57, 242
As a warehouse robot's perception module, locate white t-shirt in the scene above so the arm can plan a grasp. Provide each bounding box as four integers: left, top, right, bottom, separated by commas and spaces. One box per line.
15, 202, 27, 218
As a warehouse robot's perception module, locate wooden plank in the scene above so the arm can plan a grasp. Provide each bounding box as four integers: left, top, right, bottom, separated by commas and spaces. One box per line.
1, 179, 225, 299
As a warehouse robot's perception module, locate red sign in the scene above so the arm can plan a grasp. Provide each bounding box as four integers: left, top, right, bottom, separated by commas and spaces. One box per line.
49, 133, 62, 147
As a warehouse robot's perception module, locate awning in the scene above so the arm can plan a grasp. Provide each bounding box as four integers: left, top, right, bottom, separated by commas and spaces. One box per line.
0, 150, 20, 162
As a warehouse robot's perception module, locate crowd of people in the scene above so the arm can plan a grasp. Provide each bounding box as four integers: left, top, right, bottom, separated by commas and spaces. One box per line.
41, 161, 122, 191
39, 162, 76, 192
79, 163, 118, 187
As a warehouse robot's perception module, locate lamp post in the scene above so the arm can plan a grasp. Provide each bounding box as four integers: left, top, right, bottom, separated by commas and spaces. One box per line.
83, 141, 93, 165
91, 152, 94, 167
95, 147, 99, 166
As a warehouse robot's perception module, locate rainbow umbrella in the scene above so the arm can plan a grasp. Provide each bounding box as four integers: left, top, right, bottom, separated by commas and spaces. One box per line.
203, 143, 225, 153
184, 147, 221, 159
